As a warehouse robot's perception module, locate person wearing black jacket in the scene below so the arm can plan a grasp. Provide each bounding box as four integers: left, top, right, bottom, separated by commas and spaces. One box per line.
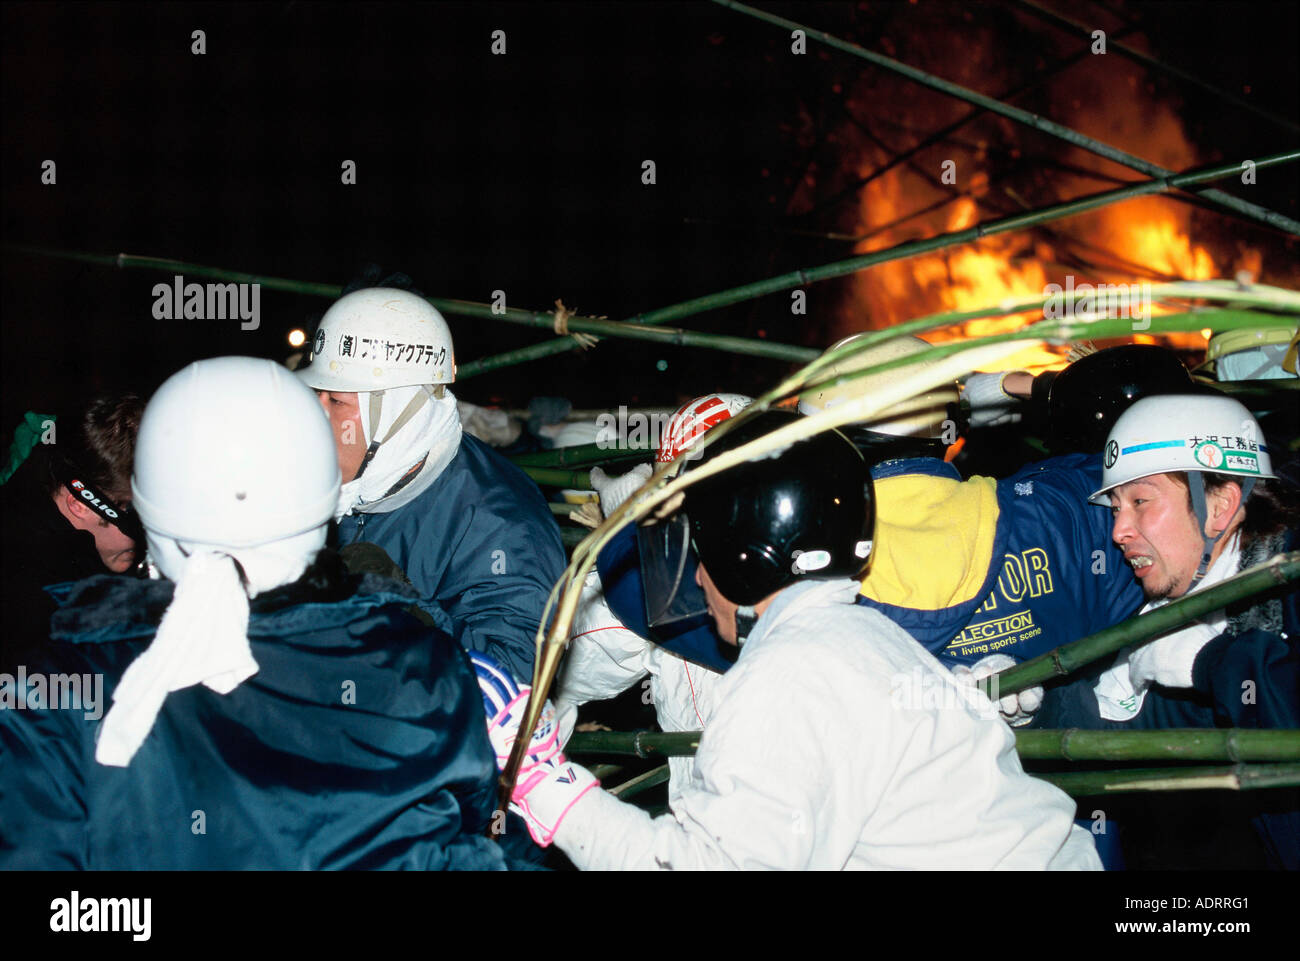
0, 394, 143, 673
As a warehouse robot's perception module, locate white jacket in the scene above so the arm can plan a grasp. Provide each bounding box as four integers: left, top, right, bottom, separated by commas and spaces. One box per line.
555, 571, 721, 806
554, 579, 1101, 870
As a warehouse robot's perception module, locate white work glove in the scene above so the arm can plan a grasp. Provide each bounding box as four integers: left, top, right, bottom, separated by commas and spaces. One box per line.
952, 654, 1042, 727
1126, 620, 1221, 691
963, 372, 1022, 429
485, 685, 598, 847
589, 462, 653, 517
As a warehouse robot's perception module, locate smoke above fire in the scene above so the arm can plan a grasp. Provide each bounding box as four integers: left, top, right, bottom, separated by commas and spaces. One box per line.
783, 3, 1295, 372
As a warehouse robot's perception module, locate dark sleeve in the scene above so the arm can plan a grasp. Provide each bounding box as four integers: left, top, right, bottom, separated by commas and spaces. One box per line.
0, 648, 93, 868
1192, 629, 1300, 729
410, 442, 567, 684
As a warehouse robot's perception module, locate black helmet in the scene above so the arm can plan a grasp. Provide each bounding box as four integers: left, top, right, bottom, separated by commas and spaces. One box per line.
1042, 344, 1194, 453
684, 410, 875, 607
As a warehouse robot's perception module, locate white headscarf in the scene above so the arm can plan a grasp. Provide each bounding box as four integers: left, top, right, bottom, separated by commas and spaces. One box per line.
95, 525, 328, 767
335, 385, 463, 520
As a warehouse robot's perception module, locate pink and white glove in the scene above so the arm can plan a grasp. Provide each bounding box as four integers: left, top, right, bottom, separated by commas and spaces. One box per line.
486, 688, 599, 846
952, 653, 1043, 727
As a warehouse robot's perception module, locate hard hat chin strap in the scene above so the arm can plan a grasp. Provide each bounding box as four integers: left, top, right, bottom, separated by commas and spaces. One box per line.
1187, 473, 1254, 583
352, 387, 433, 482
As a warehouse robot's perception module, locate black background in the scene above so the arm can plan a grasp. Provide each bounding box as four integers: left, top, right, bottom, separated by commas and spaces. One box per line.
3, 0, 1297, 426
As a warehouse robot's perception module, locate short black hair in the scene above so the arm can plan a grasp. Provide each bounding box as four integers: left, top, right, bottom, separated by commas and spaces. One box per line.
40, 393, 144, 503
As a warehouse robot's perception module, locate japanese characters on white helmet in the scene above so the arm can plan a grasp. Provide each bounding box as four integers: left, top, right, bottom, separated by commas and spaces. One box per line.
1089, 394, 1275, 506
657, 393, 753, 463
296, 287, 456, 392
797, 334, 958, 439
132, 357, 341, 550
1089, 393, 1276, 583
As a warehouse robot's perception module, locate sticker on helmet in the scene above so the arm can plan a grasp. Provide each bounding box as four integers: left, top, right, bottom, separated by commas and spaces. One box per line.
314, 329, 326, 356
1224, 451, 1261, 473
1192, 441, 1225, 470
1104, 439, 1119, 469
791, 549, 831, 573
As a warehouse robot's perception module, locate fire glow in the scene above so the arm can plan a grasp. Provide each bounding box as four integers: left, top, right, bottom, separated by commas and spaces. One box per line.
812, 13, 1290, 374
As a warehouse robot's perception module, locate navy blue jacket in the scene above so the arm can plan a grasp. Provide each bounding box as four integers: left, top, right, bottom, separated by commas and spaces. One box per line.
859, 454, 1143, 666
336, 434, 566, 683
0, 554, 510, 870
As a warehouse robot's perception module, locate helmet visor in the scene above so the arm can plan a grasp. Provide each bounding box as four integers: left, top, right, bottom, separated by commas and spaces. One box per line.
637, 513, 709, 629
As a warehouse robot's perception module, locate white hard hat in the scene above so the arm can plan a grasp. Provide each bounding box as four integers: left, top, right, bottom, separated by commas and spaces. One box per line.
132, 357, 341, 547
658, 393, 753, 463
296, 287, 456, 392
1089, 393, 1276, 506
797, 334, 957, 438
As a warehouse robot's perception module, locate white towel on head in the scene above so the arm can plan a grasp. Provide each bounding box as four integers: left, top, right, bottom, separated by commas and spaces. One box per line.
95, 551, 258, 767
335, 386, 462, 520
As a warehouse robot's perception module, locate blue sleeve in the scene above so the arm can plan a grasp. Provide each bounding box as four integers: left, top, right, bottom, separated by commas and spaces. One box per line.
0, 645, 93, 868
410, 438, 567, 684
1192, 630, 1300, 729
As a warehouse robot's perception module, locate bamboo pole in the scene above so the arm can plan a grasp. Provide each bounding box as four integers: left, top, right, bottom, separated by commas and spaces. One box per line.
512, 440, 654, 468
1011, 0, 1300, 135
1016, 729, 1300, 762
2, 242, 817, 368
515, 466, 594, 489
607, 764, 671, 800
710, 0, 1300, 235
459, 150, 1300, 378
1032, 763, 1300, 795
566, 729, 1300, 763
498, 290, 1300, 810
986, 551, 1300, 698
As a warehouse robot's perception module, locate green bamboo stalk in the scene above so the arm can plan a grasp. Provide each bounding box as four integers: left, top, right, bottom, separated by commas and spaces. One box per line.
3, 243, 816, 366
1209, 379, 1300, 401
2, 244, 346, 297
517, 466, 595, 489
566, 729, 1300, 763
607, 764, 671, 799
568, 730, 702, 758
1031, 763, 1300, 795
458, 150, 1300, 378
1011, 0, 1300, 135
437, 299, 819, 365
512, 440, 654, 468
710, 0, 1300, 235
987, 552, 1300, 698
1015, 729, 1300, 762
559, 527, 589, 550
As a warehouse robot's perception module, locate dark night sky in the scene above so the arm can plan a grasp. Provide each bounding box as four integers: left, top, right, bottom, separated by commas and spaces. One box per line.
3, 1, 1297, 430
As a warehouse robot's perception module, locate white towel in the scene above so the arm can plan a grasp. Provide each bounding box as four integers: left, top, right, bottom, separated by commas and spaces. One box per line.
335, 386, 462, 520
95, 551, 257, 767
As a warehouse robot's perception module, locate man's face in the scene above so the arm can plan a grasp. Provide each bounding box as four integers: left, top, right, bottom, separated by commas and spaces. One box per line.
91, 515, 138, 573
695, 561, 739, 646
317, 390, 367, 483
1108, 473, 1208, 601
